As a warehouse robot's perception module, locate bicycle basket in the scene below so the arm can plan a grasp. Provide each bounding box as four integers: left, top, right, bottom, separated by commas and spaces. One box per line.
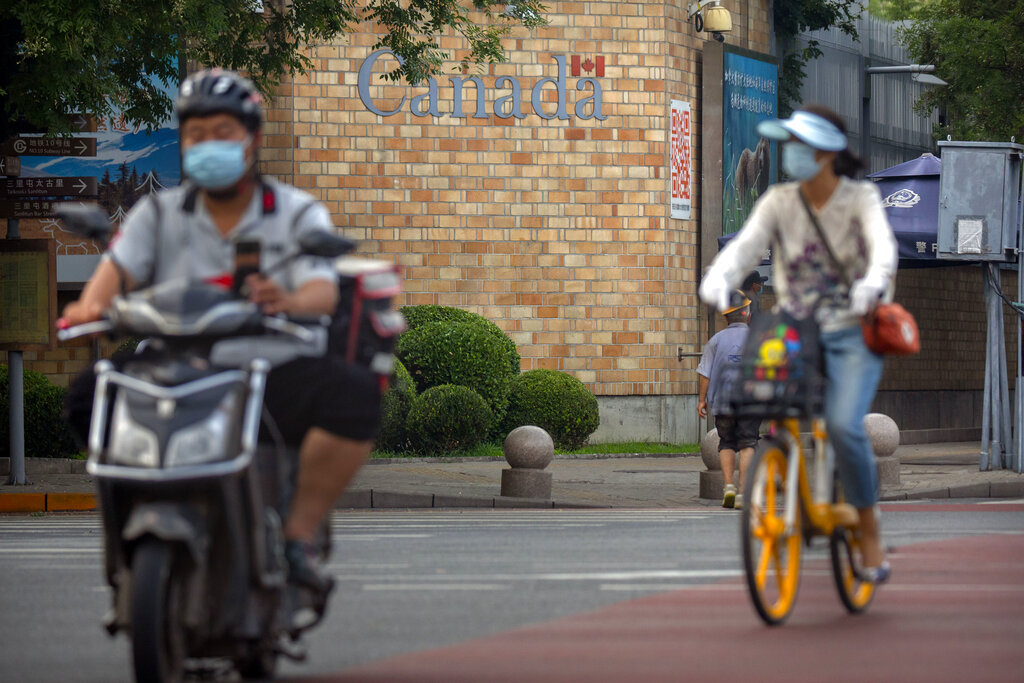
727, 310, 825, 419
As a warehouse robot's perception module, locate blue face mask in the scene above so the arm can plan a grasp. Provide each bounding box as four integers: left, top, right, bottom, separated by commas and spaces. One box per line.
782, 141, 823, 180
182, 138, 250, 190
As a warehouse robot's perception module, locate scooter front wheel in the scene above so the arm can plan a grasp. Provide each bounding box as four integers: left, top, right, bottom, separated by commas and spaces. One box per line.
131, 539, 188, 683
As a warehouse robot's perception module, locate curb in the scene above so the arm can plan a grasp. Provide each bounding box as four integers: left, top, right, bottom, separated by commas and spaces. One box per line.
0, 492, 97, 513
0, 489, 599, 513
880, 480, 1024, 501
335, 489, 607, 510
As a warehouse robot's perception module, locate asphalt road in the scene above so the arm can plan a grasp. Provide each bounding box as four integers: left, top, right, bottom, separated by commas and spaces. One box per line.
1, 503, 1022, 682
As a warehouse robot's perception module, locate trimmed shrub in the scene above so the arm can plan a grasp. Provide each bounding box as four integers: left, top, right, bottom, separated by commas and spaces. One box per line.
376, 359, 417, 452
400, 305, 520, 376
406, 384, 492, 454
396, 320, 516, 430
0, 364, 78, 459
503, 369, 600, 451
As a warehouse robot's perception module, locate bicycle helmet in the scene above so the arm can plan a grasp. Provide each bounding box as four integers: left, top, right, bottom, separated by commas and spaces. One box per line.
177, 69, 263, 132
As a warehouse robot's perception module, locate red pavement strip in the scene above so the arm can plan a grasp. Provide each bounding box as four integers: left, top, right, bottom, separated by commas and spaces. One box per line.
318, 528, 1024, 683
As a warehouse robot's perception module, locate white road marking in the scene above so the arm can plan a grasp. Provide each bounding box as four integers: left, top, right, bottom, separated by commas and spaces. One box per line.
362, 583, 509, 591
333, 533, 433, 540
332, 569, 745, 582
601, 583, 747, 592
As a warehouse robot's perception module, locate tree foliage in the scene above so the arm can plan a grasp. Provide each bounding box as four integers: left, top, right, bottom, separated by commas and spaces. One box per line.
0, 1, 547, 138
774, 0, 862, 116
897, 0, 1024, 140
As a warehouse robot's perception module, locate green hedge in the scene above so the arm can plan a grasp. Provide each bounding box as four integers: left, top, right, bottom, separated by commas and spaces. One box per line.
0, 364, 78, 459
376, 359, 417, 452
400, 305, 520, 376
396, 320, 516, 432
503, 369, 600, 451
406, 384, 492, 454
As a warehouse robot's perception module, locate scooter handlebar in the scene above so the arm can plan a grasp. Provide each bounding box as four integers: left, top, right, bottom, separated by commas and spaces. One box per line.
56, 319, 115, 342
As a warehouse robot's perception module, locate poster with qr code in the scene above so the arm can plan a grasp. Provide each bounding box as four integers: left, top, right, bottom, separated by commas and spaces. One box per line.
670, 100, 692, 220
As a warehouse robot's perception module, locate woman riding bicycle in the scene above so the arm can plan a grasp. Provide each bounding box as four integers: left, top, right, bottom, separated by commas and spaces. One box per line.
699, 104, 896, 582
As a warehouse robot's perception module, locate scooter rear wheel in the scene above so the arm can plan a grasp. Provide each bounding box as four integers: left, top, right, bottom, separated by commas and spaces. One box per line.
131, 539, 187, 683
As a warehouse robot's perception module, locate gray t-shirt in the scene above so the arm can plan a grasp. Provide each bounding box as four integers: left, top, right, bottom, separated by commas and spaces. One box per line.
107, 178, 337, 291
697, 323, 749, 414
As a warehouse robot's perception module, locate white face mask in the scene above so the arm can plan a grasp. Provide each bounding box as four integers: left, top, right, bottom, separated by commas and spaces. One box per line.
782, 141, 823, 180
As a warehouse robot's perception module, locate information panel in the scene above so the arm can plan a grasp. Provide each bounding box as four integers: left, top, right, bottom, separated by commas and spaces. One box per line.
0, 239, 57, 350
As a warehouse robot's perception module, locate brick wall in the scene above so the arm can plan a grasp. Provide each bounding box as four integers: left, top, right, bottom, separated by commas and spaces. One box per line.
884, 266, 1018, 392
261, 0, 773, 402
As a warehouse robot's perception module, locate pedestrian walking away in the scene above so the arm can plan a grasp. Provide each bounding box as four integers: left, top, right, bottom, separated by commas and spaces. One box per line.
697, 290, 759, 509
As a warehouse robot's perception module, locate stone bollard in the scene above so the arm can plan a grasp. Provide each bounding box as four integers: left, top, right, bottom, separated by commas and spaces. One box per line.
864, 413, 900, 486
698, 428, 729, 500
500, 425, 553, 499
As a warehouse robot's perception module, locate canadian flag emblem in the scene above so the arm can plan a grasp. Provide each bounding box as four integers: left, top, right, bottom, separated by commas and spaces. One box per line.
571, 56, 605, 77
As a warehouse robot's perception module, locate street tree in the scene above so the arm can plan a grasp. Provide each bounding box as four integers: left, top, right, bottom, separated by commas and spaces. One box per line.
0, 0, 547, 138
895, 0, 1024, 141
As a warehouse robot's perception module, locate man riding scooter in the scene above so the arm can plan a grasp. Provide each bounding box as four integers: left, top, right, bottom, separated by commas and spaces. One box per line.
62, 68, 380, 592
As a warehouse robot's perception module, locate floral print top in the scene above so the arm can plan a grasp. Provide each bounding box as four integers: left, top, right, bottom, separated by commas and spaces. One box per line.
707, 177, 898, 332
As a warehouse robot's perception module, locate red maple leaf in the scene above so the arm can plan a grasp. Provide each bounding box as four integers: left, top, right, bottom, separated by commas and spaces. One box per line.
581, 58, 594, 73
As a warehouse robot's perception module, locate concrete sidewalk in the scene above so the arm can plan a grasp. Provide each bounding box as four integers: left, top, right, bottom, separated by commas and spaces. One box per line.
2, 442, 1023, 512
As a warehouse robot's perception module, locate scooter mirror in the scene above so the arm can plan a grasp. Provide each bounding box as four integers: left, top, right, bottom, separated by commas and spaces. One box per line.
297, 231, 356, 259
54, 203, 113, 248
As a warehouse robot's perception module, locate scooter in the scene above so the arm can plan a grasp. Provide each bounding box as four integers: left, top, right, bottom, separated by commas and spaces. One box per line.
55, 204, 384, 681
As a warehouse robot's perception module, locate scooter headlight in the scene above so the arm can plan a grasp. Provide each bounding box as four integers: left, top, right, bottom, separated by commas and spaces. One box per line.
108, 398, 160, 468
164, 393, 236, 467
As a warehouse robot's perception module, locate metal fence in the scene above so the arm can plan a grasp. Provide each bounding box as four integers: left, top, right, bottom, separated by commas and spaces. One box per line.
794, 6, 940, 173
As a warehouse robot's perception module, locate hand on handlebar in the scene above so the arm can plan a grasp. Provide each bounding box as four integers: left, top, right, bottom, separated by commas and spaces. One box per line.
245, 274, 294, 315
60, 300, 106, 328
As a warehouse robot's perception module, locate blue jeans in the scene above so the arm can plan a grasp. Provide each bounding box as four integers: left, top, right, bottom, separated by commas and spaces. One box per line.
821, 326, 884, 509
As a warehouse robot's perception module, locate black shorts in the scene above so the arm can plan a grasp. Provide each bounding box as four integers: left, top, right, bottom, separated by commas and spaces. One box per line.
715, 415, 760, 452
262, 356, 381, 445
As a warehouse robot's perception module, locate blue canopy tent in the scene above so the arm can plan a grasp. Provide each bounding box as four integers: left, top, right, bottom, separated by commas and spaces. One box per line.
716, 153, 947, 268
866, 153, 943, 267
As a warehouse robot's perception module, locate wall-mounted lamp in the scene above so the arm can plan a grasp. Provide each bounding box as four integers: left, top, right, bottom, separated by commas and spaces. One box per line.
687, 0, 733, 43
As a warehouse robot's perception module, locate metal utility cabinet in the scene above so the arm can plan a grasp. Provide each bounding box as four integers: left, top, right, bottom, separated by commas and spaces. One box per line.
937, 140, 1023, 262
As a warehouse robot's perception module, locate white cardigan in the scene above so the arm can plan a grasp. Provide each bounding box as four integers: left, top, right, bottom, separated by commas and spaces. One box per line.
707, 177, 898, 332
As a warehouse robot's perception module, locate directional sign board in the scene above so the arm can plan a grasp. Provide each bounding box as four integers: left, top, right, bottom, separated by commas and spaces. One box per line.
13, 114, 98, 134
0, 176, 98, 198
1, 137, 97, 157
0, 156, 20, 177
0, 199, 68, 219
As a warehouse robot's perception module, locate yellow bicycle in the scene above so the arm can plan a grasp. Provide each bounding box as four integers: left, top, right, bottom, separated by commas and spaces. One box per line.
741, 416, 876, 625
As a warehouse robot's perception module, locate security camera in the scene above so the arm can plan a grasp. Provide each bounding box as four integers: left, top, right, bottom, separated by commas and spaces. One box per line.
712, 31, 725, 43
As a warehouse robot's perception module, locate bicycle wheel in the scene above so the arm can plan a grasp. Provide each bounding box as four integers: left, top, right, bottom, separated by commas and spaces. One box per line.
741, 439, 802, 625
829, 481, 875, 613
